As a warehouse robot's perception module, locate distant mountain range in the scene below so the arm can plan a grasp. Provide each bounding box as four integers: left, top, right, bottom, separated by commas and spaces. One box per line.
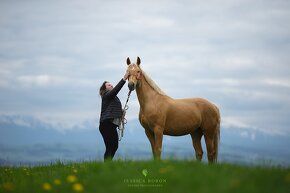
0, 114, 100, 145
0, 115, 290, 166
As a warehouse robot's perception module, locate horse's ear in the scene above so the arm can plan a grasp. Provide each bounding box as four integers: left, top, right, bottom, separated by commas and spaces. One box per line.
127, 57, 131, 65
137, 56, 141, 66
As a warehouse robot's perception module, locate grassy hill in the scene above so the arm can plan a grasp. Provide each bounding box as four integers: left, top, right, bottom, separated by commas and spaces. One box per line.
1, 160, 290, 193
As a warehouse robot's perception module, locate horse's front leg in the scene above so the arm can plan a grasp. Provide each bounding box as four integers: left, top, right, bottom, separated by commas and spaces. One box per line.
144, 129, 155, 157
153, 127, 163, 160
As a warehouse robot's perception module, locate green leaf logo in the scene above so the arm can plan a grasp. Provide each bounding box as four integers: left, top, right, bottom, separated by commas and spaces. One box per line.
142, 169, 148, 177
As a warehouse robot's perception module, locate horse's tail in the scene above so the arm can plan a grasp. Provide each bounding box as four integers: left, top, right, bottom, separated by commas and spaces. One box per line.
213, 106, 221, 163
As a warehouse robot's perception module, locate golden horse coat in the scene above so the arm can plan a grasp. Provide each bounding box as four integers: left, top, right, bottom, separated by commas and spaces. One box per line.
126, 57, 220, 163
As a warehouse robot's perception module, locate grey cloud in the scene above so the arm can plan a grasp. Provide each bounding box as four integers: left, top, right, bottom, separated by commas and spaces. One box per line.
0, 0, 290, 135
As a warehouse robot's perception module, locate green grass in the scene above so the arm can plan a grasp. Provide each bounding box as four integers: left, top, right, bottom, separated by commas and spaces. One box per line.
1, 160, 290, 193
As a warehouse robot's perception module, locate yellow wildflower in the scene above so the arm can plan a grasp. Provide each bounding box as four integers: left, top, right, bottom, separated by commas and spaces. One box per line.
159, 165, 174, 174
2, 182, 14, 192
285, 172, 290, 183
42, 182, 52, 191
229, 179, 240, 188
53, 179, 62, 185
73, 183, 84, 192
67, 175, 77, 183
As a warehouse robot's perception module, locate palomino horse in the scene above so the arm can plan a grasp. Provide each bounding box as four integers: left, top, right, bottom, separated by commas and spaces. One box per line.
126, 57, 221, 163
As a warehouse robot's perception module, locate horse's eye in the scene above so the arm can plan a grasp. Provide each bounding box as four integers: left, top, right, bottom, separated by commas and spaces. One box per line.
137, 71, 140, 73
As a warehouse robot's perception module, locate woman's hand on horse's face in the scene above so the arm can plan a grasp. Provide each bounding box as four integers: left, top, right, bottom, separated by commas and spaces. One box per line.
123, 69, 130, 80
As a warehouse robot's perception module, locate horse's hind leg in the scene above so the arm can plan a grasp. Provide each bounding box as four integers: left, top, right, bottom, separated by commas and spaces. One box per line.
204, 131, 215, 163
190, 128, 203, 161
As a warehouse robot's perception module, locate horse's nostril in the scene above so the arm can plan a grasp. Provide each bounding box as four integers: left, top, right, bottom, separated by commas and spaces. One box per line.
128, 82, 135, 91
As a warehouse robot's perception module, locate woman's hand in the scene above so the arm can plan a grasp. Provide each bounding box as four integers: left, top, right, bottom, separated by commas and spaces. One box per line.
123, 69, 130, 80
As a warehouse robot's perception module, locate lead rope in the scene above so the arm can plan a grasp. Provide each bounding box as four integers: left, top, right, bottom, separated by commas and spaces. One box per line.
118, 90, 132, 141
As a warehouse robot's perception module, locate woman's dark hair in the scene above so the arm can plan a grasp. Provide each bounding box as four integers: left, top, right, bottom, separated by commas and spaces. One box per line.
99, 81, 108, 96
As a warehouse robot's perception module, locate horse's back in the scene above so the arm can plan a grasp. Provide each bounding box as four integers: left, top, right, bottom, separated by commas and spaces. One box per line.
178, 97, 219, 112
177, 97, 220, 127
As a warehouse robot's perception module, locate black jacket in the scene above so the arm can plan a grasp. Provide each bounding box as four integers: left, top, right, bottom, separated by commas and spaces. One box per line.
100, 79, 126, 122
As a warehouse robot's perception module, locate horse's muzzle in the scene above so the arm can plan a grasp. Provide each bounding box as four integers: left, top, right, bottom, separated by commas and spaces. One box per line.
128, 82, 135, 91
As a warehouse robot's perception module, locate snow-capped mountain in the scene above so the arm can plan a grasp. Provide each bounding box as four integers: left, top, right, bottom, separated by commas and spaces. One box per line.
0, 115, 289, 166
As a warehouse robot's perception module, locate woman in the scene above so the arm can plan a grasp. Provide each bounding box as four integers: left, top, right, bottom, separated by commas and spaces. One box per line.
99, 70, 130, 161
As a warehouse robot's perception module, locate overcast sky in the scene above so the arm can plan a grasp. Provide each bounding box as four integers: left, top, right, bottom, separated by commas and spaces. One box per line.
0, 0, 290, 135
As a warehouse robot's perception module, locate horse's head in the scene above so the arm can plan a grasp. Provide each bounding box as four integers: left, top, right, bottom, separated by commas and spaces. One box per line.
126, 57, 142, 91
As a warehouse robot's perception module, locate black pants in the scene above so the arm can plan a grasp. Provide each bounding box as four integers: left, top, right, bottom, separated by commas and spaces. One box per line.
99, 121, 119, 161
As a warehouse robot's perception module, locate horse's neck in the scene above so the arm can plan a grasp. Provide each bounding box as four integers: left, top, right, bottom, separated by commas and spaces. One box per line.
136, 75, 161, 109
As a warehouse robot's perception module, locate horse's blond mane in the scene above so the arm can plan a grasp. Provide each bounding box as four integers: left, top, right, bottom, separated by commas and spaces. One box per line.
141, 70, 167, 96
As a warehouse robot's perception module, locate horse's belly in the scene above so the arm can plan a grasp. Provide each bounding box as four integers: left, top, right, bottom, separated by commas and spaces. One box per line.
163, 119, 200, 136
163, 103, 201, 135
163, 129, 192, 136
